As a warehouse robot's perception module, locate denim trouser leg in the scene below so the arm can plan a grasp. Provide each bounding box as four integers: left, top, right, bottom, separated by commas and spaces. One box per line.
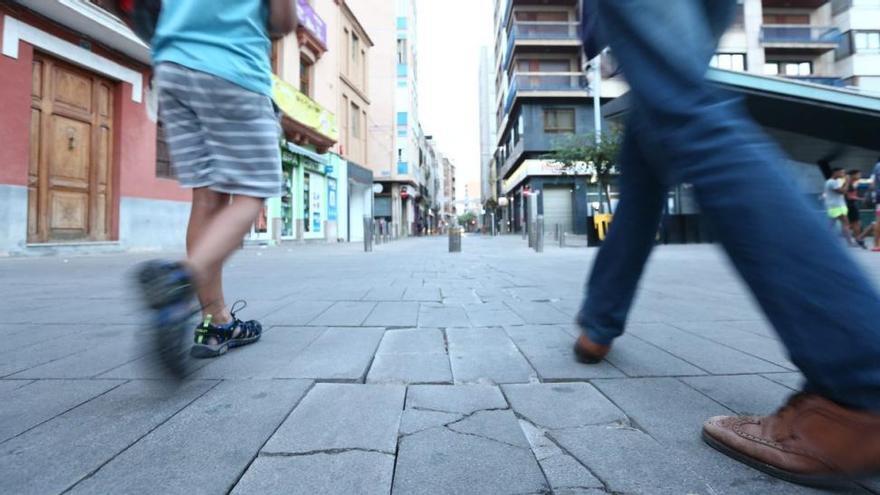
577, 120, 666, 346
587, 0, 880, 411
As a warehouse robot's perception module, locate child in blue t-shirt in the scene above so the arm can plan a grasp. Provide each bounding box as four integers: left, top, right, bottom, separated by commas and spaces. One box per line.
136, 0, 296, 377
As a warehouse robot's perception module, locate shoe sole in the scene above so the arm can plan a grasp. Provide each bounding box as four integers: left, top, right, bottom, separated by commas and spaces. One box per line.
135, 265, 195, 380
190, 334, 260, 359
701, 429, 862, 490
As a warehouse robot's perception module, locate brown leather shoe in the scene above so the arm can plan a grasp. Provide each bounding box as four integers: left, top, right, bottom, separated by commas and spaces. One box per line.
572, 334, 610, 364
703, 393, 880, 488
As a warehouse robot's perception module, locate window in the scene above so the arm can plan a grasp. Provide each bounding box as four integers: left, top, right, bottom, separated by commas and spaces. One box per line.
711, 53, 746, 71
544, 108, 575, 133
763, 13, 810, 24
300, 57, 313, 97
343, 28, 350, 73
397, 39, 408, 64
156, 120, 172, 178
351, 33, 360, 68
855, 31, 880, 52
765, 61, 812, 76
350, 102, 360, 139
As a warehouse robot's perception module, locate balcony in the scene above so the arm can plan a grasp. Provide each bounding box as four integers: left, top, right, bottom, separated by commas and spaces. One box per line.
503, 22, 581, 68
761, 25, 841, 52
504, 72, 588, 115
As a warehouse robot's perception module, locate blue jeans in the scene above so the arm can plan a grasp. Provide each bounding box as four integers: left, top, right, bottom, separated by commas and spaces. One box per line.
577, 0, 880, 412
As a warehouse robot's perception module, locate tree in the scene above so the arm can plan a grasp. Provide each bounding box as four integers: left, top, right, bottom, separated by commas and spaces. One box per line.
458, 211, 476, 226
544, 127, 623, 214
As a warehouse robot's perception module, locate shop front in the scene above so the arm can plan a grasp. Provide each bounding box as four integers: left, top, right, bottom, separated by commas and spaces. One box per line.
250, 74, 337, 244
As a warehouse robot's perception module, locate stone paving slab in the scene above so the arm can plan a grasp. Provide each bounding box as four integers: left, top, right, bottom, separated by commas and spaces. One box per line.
68, 380, 312, 495
504, 325, 624, 380
550, 424, 712, 495
672, 320, 796, 370
393, 423, 548, 495
232, 451, 395, 495
591, 377, 842, 494
603, 334, 707, 377
0, 379, 216, 494
402, 287, 442, 302
417, 303, 470, 327
405, 384, 508, 414
306, 301, 376, 326
504, 300, 571, 325
363, 302, 419, 327
517, 419, 605, 492
502, 382, 627, 430
280, 327, 385, 381
10, 333, 146, 379
446, 327, 536, 384
366, 328, 452, 384
628, 323, 788, 374
0, 379, 32, 394
363, 287, 406, 301
261, 300, 334, 326
263, 383, 405, 455
681, 374, 796, 415
188, 327, 324, 380
0, 379, 122, 442
763, 372, 805, 391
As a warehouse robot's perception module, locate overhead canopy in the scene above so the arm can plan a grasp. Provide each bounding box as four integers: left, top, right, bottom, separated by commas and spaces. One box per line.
602, 69, 880, 170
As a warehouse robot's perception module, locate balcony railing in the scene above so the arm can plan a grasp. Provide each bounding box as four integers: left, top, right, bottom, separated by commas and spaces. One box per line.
787, 75, 846, 87
504, 72, 588, 114
512, 21, 580, 40
761, 25, 841, 46
503, 22, 580, 69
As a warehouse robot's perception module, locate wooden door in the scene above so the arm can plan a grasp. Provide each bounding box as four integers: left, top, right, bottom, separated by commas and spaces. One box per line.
28, 54, 114, 243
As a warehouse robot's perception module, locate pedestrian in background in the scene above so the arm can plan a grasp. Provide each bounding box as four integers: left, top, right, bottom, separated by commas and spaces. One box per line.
846, 169, 867, 248
574, 0, 880, 487
825, 168, 855, 246
135, 0, 298, 377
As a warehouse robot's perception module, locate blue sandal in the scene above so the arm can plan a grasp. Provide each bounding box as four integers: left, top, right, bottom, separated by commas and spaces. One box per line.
190, 301, 262, 359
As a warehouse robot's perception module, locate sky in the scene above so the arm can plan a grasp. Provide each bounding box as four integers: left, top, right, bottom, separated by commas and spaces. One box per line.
416, 0, 494, 203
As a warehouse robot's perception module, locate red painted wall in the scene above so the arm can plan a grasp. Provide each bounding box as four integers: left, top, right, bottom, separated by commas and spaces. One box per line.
0, 14, 31, 187
0, 8, 189, 203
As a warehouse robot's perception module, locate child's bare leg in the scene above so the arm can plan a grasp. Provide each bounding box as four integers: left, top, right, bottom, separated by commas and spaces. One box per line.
187, 188, 231, 322
186, 195, 264, 323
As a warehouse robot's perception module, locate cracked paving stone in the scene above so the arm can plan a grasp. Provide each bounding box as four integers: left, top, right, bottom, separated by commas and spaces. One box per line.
446, 409, 530, 448
392, 426, 547, 495
263, 383, 405, 455
503, 382, 627, 430
232, 451, 394, 495
518, 420, 604, 491
406, 384, 508, 414
398, 409, 462, 436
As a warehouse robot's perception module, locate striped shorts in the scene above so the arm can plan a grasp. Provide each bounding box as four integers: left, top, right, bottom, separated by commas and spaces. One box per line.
155, 63, 283, 198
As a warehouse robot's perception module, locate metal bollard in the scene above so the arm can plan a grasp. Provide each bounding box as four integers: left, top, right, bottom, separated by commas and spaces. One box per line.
555, 224, 561, 241
560, 231, 565, 248
363, 217, 373, 252
535, 216, 544, 253
449, 227, 462, 253
528, 222, 536, 248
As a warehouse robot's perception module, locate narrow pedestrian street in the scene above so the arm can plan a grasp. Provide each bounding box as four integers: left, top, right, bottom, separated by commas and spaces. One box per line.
1, 236, 878, 494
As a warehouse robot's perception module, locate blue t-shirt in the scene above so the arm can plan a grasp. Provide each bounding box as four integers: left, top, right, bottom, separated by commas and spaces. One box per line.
152, 0, 272, 97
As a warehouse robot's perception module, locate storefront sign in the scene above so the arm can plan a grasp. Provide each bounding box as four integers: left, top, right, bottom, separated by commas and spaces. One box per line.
328, 179, 338, 221
272, 75, 338, 141
297, 0, 327, 47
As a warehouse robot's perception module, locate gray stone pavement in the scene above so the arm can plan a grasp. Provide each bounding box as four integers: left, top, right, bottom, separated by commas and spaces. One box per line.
1, 235, 879, 494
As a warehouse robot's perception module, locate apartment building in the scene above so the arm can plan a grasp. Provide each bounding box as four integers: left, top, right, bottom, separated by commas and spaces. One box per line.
715, 0, 880, 91
492, 0, 626, 236
479, 46, 498, 224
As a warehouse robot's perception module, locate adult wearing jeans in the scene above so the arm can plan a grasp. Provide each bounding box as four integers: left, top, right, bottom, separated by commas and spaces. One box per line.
573, 0, 880, 487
